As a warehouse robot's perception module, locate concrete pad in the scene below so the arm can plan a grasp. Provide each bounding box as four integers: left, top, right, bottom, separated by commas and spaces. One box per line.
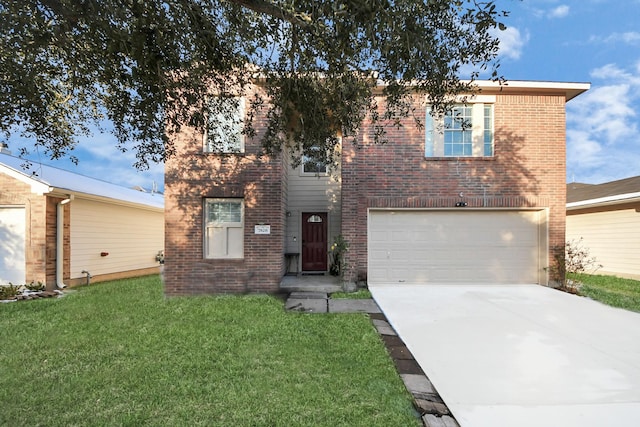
371, 284, 640, 427
288, 291, 328, 299
401, 373, 437, 396
371, 318, 396, 336
415, 399, 450, 416
423, 414, 459, 427
285, 298, 327, 313
328, 299, 381, 313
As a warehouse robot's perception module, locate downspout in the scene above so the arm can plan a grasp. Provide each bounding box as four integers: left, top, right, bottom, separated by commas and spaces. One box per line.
56, 195, 74, 289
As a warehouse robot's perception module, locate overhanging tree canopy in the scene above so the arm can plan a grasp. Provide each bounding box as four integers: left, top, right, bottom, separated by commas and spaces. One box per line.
0, 0, 507, 168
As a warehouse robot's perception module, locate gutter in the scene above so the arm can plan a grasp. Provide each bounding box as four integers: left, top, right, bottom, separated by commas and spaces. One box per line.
56, 195, 74, 289
567, 192, 640, 210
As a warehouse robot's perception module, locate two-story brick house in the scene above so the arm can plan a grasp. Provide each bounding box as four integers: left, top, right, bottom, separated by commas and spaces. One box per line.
164, 80, 589, 295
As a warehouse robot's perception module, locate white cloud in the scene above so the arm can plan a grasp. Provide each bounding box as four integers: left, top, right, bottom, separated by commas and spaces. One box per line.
548, 5, 570, 19
589, 31, 640, 45
10, 126, 164, 191
71, 134, 164, 191
566, 61, 640, 183
495, 27, 529, 60
524, 2, 569, 19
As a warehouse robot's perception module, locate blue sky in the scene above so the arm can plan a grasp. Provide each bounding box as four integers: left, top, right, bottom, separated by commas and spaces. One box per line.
8, 0, 640, 188
495, 0, 640, 184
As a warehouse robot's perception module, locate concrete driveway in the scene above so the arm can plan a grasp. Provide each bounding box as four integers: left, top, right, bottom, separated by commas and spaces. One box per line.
370, 284, 640, 427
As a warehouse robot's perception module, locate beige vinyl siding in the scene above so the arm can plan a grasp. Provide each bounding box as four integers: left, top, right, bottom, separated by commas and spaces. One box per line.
70, 198, 164, 278
285, 160, 341, 267
567, 206, 640, 279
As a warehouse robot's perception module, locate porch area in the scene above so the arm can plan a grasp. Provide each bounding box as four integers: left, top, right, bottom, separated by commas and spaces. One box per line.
279, 274, 342, 293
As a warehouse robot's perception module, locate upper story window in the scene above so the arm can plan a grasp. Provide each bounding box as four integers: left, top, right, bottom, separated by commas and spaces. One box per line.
425, 101, 494, 158
204, 97, 245, 153
301, 144, 328, 175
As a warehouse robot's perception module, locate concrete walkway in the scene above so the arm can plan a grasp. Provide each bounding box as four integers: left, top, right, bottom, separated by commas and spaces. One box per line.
285, 291, 460, 427
285, 291, 382, 314
370, 284, 640, 427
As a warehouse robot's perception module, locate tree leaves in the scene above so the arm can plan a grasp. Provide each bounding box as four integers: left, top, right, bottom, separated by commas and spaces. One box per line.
0, 0, 507, 168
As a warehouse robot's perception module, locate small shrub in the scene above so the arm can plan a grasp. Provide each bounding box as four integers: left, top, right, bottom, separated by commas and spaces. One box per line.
0, 284, 22, 300
547, 238, 602, 290
25, 281, 45, 292
329, 234, 349, 277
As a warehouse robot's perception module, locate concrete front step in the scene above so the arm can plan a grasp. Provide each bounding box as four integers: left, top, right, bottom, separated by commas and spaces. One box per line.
284, 292, 381, 314
279, 275, 342, 293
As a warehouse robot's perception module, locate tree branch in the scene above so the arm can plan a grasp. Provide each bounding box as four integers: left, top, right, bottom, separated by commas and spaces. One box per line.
229, 0, 313, 28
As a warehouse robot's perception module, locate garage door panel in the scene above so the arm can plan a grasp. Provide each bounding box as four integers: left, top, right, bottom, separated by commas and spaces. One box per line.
368, 210, 543, 285
0, 207, 26, 285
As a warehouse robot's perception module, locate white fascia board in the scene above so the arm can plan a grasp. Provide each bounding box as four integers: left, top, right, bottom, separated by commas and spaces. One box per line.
375, 79, 591, 101
567, 192, 640, 210
473, 80, 591, 101
0, 164, 52, 195
49, 190, 164, 212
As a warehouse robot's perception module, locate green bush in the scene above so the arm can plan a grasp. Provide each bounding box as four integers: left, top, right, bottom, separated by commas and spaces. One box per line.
547, 238, 601, 289
0, 284, 21, 300
25, 281, 45, 292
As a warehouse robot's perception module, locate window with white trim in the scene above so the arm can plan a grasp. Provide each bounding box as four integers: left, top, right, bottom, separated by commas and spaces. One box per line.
301, 145, 328, 174
425, 102, 494, 157
204, 199, 244, 259
204, 97, 245, 153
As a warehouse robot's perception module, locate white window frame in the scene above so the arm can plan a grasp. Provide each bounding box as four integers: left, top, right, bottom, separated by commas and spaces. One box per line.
204, 97, 245, 154
299, 138, 341, 176
425, 95, 495, 158
301, 149, 329, 175
204, 198, 244, 259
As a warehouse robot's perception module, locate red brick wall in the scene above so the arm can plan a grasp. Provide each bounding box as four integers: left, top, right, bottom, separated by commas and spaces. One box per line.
341, 92, 567, 283
164, 88, 569, 293
164, 95, 286, 295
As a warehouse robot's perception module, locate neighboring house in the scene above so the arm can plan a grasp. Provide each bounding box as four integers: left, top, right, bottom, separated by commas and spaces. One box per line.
567, 176, 640, 280
0, 152, 164, 289
164, 80, 589, 295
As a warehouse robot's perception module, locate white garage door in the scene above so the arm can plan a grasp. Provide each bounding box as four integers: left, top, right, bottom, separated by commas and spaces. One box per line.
0, 207, 26, 285
368, 210, 545, 285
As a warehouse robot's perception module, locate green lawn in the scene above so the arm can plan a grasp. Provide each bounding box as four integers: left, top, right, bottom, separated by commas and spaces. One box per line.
0, 276, 419, 426
331, 289, 372, 300
572, 273, 640, 312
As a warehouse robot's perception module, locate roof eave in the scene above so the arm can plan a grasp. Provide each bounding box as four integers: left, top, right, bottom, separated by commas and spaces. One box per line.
0, 164, 52, 195
567, 192, 640, 210
48, 188, 164, 212
373, 79, 591, 101
472, 80, 591, 101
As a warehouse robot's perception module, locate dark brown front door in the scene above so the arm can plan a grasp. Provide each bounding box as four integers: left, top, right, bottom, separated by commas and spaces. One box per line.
301, 212, 328, 272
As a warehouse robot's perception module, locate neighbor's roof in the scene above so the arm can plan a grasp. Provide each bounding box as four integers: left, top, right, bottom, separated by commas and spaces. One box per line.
0, 152, 163, 210
567, 176, 640, 210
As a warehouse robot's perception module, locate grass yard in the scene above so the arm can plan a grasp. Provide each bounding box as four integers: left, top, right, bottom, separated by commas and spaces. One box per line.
572, 273, 640, 312
0, 275, 419, 426
330, 289, 372, 300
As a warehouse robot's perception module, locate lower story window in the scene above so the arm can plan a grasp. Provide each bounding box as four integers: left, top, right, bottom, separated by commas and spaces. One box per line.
204, 198, 244, 259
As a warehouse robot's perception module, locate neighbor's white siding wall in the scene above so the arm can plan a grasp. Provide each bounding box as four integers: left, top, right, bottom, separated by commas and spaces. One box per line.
566, 205, 640, 280
70, 198, 164, 278
285, 161, 342, 268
